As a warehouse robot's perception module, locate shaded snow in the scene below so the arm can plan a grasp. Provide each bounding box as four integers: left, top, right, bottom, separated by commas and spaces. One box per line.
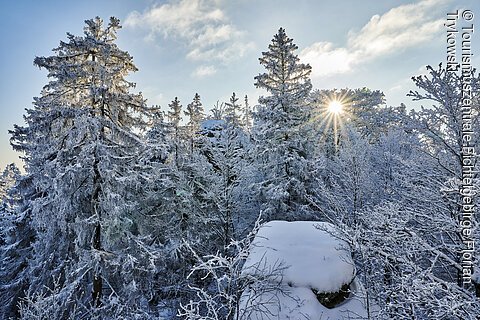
240, 283, 368, 320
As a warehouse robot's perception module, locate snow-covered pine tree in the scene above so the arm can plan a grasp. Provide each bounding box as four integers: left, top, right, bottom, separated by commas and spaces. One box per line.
211, 101, 226, 120
253, 27, 313, 221
167, 97, 183, 125
224, 92, 241, 127
0, 172, 36, 319
167, 97, 183, 165
0, 163, 21, 249
199, 120, 249, 248
0, 164, 20, 206
241, 94, 252, 132
184, 93, 204, 138
183, 93, 204, 156
145, 108, 171, 164
7, 17, 160, 318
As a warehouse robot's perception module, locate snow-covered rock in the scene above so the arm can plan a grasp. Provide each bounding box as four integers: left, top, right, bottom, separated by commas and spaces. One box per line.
240, 220, 368, 319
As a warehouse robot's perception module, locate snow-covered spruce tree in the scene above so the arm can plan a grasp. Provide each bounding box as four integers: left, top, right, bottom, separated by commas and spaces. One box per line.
0, 163, 21, 250
0, 164, 34, 320
146, 108, 171, 164
224, 92, 242, 127
0, 164, 20, 206
197, 116, 256, 248
8, 17, 161, 318
184, 93, 205, 152
0, 162, 21, 245
253, 27, 313, 221
167, 97, 183, 166
211, 101, 226, 120
241, 95, 252, 132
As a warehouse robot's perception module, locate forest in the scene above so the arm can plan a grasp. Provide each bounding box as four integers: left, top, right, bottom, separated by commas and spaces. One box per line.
0, 16, 479, 319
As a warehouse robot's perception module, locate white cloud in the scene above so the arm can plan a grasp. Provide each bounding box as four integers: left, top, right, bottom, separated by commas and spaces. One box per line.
301, 42, 357, 77
300, 0, 449, 78
192, 65, 217, 78
191, 24, 239, 47
125, 0, 226, 39
186, 40, 255, 62
125, 0, 254, 72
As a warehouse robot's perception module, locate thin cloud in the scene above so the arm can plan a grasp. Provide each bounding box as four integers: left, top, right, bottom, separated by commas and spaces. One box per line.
186, 41, 255, 62
192, 65, 217, 78
125, 0, 255, 70
300, 0, 449, 78
125, 0, 226, 39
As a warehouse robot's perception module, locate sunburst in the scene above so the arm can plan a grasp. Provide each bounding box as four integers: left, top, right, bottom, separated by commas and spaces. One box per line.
328, 100, 343, 115
310, 92, 351, 152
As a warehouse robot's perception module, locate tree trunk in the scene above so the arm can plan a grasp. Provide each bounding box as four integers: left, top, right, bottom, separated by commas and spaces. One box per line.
91, 155, 103, 307
90, 51, 103, 307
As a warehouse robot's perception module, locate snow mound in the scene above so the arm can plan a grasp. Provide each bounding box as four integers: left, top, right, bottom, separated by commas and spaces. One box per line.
239, 220, 368, 319
243, 220, 355, 293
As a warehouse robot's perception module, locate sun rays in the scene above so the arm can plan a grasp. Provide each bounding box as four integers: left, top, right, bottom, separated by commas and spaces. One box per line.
309, 91, 352, 152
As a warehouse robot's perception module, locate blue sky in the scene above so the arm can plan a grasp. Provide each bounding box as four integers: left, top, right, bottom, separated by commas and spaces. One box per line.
0, 0, 478, 170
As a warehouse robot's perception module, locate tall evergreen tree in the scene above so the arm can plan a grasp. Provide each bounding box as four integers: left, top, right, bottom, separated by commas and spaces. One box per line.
211, 101, 226, 120
0, 164, 20, 206
253, 27, 313, 220
224, 92, 241, 127
241, 94, 252, 132
7, 17, 159, 318
184, 93, 204, 154
184, 93, 204, 138
167, 97, 183, 165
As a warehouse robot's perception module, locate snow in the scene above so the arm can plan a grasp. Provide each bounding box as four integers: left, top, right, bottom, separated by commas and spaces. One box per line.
200, 119, 226, 131
243, 220, 355, 293
240, 279, 368, 320
240, 220, 367, 319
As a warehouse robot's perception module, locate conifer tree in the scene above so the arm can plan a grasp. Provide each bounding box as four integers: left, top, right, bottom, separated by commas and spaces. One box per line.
224, 92, 241, 127
184, 93, 204, 137
184, 93, 205, 154
7, 17, 159, 318
167, 97, 183, 165
211, 101, 226, 120
241, 94, 252, 132
253, 27, 313, 220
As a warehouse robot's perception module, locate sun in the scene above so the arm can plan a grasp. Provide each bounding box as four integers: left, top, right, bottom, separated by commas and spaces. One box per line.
308, 93, 350, 152
328, 100, 343, 115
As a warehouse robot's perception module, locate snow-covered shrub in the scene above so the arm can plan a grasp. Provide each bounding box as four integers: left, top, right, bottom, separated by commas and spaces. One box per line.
178, 217, 289, 320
